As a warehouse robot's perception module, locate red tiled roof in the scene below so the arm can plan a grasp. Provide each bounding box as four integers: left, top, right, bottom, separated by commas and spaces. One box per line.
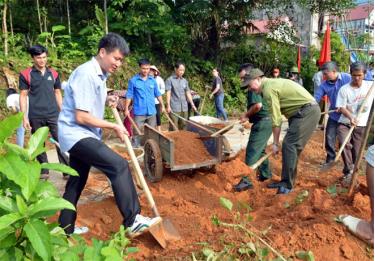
346, 4, 373, 21
249, 17, 291, 34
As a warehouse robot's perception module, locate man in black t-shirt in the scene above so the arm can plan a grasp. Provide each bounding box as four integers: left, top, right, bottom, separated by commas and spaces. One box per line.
19, 45, 68, 180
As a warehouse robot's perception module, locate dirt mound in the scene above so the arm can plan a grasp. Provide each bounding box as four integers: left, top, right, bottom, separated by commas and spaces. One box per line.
74, 130, 372, 260
165, 130, 213, 164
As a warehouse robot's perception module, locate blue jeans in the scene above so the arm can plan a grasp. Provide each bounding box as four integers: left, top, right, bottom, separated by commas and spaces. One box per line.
325, 118, 339, 163
214, 93, 228, 121
16, 124, 25, 148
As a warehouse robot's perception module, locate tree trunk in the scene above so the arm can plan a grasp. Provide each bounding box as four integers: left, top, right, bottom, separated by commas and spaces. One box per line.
104, 0, 108, 34
207, 0, 220, 60
36, 0, 42, 33
9, 1, 13, 38
2, 0, 8, 57
66, 0, 71, 35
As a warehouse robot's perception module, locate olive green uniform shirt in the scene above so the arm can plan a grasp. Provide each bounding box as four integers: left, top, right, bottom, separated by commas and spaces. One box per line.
261, 78, 315, 127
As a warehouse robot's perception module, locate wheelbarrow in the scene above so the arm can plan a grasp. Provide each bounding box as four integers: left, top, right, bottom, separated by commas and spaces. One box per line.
143, 122, 223, 182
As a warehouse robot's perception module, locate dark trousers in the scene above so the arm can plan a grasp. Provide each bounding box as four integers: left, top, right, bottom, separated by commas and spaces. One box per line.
29, 117, 69, 174
155, 104, 161, 126
188, 98, 201, 118
58, 138, 140, 235
169, 111, 188, 130
281, 104, 320, 189
245, 118, 272, 178
337, 123, 366, 176
325, 118, 339, 163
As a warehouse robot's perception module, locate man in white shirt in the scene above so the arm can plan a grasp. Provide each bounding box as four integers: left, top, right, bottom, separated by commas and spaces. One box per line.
336, 62, 374, 182
6, 88, 25, 147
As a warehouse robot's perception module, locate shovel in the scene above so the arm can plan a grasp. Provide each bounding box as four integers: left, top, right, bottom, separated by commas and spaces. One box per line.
320, 84, 374, 172
348, 102, 374, 195
199, 86, 210, 115
164, 111, 178, 131
198, 120, 241, 140
126, 115, 143, 135
250, 152, 272, 171
111, 108, 180, 248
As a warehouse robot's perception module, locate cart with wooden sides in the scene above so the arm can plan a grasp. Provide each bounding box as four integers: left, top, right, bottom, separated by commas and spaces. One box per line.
143, 122, 223, 183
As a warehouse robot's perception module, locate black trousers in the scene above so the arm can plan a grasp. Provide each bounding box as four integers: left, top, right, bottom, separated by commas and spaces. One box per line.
29, 117, 69, 174
58, 137, 141, 235
188, 98, 201, 118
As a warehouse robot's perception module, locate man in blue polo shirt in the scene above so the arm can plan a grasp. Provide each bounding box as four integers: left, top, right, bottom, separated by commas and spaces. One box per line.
58, 33, 161, 236
314, 62, 351, 165
124, 58, 164, 146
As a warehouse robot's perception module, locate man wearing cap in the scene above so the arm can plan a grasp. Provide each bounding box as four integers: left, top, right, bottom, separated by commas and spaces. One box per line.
233, 65, 273, 192
288, 66, 303, 86
314, 61, 351, 165
125, 58, 165, 146
149, 65, 165, 131
244, 68, 320, 194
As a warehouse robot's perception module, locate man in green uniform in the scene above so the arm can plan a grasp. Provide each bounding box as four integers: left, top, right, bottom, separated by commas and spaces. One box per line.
233, 65, 272, 191
242, 68, 320, 194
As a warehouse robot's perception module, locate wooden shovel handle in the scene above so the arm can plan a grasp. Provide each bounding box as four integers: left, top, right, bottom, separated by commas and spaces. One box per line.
250, 152, 273, 170
111, 107, 160, 217
164, 111, 178, 131
127, 115, 142, 135
334, 83, 374, 162
211, 120, 240, 137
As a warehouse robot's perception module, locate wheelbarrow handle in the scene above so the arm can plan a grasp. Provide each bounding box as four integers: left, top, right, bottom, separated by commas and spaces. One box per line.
111, 107, 160, 217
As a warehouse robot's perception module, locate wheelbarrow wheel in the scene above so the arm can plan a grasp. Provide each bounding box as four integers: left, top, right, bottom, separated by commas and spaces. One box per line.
144, 139, 163, 183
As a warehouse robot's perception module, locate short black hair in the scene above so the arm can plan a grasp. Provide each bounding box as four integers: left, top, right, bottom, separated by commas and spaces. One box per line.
28, 44, 48, 57
138, 58, 150, 66
174, 61, 185, 69
238, 63, 254, 73
321, 61, 338, 72
97, 32, 130, 56
350, 62, 367, 74
6, 88, 17, 97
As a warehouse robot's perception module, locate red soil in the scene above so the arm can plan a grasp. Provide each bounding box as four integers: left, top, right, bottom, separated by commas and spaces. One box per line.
164, 130, 213, 165
75, 130, 373, 260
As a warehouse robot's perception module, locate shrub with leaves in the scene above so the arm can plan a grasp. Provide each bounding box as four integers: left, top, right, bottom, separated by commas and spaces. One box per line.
0, 113, 137, 260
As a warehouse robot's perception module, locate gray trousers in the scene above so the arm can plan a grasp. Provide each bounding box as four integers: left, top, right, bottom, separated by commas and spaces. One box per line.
134, 115, 156, 146
281, 104, 321, 189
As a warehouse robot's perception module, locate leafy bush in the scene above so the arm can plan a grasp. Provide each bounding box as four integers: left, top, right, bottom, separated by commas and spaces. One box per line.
0, 113, 137, 260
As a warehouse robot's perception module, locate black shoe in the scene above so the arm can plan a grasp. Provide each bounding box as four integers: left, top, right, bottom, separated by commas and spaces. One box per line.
257, 175, 270, 182
233, 177, 253, 192
267, 182, 284, 189
276, 186, 292, 194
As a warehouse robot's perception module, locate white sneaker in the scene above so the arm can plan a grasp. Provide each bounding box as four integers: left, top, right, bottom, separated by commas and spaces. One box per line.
73, 226, 89, 235
128, 214, 162, 237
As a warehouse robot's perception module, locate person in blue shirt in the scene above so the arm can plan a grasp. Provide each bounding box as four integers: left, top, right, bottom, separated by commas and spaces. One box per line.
124, 58, 165, 146
314, 61, 351, 164
58, 33, 161, 237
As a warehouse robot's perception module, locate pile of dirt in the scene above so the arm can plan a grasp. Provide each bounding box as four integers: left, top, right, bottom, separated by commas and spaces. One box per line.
73, 131, 372, 261
208, 123, 227, 129
165, 130, 213, 165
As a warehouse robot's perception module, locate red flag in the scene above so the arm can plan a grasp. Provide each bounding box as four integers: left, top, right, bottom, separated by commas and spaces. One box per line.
318, 21, 331, 67
297, 45, 301, 73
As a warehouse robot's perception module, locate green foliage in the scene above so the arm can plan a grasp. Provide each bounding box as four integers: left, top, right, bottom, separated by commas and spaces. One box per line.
295, 250, 315, 261
194, 197, 289, 260
0, 113, 135, 260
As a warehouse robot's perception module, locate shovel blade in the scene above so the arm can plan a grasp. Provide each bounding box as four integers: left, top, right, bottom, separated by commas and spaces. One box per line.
162, 219, 181, 241
320, 161, 337, 172
149, 223, 167, 248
